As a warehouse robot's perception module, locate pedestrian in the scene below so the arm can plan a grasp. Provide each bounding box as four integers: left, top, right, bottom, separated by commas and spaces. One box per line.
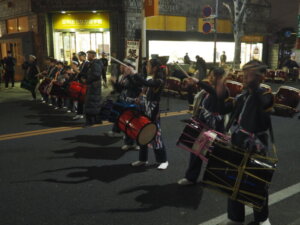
84, 50, 103, 126
21, 55, 40, 100
195, 55, 207, 80
72, 51, 89, 120
178, 67, 229, 185
3, 51, 16, 89
130, 58, 169, 170
218, 60, 273, 225
184, 53, 191, 64
220, 51, 227, 66
100, 52, 108, 88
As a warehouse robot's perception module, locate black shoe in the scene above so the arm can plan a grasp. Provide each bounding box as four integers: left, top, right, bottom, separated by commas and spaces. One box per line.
247, 222, 259, 225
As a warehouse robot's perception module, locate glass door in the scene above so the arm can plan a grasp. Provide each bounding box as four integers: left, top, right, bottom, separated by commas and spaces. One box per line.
90, 32, 104, 57
62, 32, 76, 64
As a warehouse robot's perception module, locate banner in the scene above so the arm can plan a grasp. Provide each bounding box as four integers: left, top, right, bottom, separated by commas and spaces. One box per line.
126, 41, 140, 71
145, 0, 159, 17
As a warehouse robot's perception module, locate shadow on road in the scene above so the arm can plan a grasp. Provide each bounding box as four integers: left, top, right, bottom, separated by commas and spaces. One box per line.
41, 164, 153, 184
62, 135, 121, 146
22, 101, 82, 127
107, 183, 203, 212
50, 146, 126, 161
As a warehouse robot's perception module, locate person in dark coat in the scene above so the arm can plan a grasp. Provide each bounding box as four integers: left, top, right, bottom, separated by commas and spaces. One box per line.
84, 50, 103, 126
3, 51, 16, 88
72, 51, 90, 120
195, 55, 207, 80
22, 55, 40, 100
100, 52, 108, 88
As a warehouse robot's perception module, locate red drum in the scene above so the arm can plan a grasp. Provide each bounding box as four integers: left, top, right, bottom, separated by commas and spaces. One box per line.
48, 81, 67, 97
164, 77, 181, 95
260, 83, 272, 92
265, 70, 275, 82
177, 119, 212, 162
38, 78, 51, 95
226, 80, 244, 97
274, 86, 300, 117
274, 70, 287, 82
68, 81, 87, 102
118, 110, 158, 145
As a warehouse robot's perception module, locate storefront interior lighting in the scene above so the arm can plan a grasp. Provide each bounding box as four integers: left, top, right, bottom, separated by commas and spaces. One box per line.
99, 28, 104, 32
61, 11, 66, 14
92, 11, 97, 13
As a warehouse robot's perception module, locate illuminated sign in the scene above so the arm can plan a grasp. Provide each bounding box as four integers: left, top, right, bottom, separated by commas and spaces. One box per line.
53, 13, 110, 30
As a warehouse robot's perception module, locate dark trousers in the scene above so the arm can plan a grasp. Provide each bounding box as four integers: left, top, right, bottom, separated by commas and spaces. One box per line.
31, 90, 36, 99
139, 145, 167, 163
187, 89, 194, 105
102, 69, 107, 83
185, 153, 203, 182
228, 195, 269, 223
4, 71, 15, 88
77, 102, 84, 115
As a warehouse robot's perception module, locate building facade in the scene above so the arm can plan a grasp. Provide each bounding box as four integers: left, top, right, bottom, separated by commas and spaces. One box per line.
0, 0, 272, 80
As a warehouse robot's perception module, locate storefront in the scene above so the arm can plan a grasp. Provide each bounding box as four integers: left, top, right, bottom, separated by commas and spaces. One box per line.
52, 12, 111, 63
148, 40, 263, 67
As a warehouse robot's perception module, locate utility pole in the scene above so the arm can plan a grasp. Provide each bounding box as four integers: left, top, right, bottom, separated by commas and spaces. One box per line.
141, 0, 147, 58
213, 0, 219, 66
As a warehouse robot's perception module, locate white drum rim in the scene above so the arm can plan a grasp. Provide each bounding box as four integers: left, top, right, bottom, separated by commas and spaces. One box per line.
137, 123, 158, 146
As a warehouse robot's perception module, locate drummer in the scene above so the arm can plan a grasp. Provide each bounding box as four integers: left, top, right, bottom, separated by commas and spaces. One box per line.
128, 58, 169, 170
217, 60, 273, 225
107, 58, 142, 151
44, 58, 58, 106
53, 61, 65, 109
177, 67, 229, 185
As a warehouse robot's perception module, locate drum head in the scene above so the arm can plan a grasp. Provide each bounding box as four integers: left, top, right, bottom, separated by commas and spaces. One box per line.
137, 123, 158, 146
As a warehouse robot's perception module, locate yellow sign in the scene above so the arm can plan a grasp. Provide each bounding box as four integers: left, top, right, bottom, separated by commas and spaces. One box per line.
53, 13, 110, 30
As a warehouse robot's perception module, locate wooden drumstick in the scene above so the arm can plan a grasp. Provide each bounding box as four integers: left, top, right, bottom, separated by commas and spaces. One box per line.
111, 56, 130, 68
174, 62, 191, 78
111, 56, 137, 74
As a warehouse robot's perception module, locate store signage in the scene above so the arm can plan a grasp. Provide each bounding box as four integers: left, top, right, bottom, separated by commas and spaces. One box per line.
53, 13, 110, 30
145, 0, 159, 17
126, 41, 140, 71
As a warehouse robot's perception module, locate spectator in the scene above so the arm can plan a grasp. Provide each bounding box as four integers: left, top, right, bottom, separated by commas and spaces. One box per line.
22, 55, 40, 100
100, 52, 108, 88
3, 51, 16, 89
195, 55, 207, 80
220, 51, 227, 66
72, 53, 79, 64
184, 53, 191, 64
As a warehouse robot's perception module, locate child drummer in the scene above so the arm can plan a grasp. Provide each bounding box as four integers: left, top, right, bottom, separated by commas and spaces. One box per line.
177, 67, 230, 185
128, 58, 169, 170
107, 58, 142, 151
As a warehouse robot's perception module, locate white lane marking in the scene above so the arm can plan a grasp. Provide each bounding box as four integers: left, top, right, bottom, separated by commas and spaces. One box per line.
198, 182, 300, 225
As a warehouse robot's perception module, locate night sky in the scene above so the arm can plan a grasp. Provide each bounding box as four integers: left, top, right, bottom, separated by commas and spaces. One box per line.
271, 0, 299, 30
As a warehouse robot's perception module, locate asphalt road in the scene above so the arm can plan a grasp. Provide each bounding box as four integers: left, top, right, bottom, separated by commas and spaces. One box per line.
0, 82, 299, 225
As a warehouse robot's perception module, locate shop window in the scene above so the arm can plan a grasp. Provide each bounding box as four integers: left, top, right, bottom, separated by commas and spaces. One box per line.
6, 16, 29, 34
18, 16, 29, 32
7, 18, 18, 33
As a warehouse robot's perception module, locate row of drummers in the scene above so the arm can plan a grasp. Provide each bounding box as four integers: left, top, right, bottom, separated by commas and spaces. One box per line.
229, 68, 300, 83
165, 75, 300, 118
